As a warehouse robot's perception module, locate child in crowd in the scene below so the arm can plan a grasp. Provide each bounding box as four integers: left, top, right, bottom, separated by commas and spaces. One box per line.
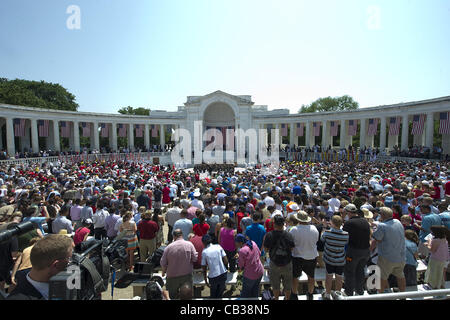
404, 229, 419, 286
401, 215, 414, 231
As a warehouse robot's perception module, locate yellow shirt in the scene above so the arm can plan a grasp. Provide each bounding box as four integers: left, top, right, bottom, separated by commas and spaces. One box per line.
19, 245, 34, 271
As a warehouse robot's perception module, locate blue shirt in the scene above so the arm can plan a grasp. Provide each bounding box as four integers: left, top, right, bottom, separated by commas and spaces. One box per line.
405, 239, 418, 266
245, 223, 266, 253
173, 218, 193, 240
372, 218, 405, 263
419, 213, 442, 243
292, 185, 302, 195
440, 211, 450, 229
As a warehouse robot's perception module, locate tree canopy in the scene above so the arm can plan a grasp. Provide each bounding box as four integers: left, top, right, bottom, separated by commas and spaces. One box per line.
117, 106, 150, 115
298, 95, 359, 114
0, 78, 78, 111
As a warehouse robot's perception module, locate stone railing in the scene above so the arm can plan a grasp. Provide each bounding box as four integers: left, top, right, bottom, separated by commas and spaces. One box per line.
0, 152, 172, 166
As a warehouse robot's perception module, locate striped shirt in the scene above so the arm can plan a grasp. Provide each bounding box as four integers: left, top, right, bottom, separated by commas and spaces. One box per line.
321, 228, 349, 266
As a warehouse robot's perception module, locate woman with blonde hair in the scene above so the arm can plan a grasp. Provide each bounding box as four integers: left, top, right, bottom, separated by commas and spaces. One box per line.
120, 211, 139, 271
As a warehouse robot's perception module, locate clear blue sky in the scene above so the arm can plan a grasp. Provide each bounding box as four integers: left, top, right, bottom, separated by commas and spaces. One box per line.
1, 0, 449, 113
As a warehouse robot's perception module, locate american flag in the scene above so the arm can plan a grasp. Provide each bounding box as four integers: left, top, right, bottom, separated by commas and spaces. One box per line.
14, 118, 26, 137
389, 117, 401, 136
38, 120, 49, 137
118, 124, 127, 137
135, 124, 144, 138
281, 124, 288, 136
226, 126, 234, 150
296, 123, 304, 136
313, 122, 321, 136
348, 120, 357, 136
100, 123, 109, 137
151, 124, 158, 137
367, 118, 379, 136
411, 114, 425, 135
439, 112, 450, 135
330, 121, 338, 137
60, 121, 71, 138
81, 122, 90, 137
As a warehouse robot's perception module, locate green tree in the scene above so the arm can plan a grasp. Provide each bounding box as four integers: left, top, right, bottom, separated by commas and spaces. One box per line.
298, 95, 359, 114
117, 106, 150, 115
0, 78, 78, 111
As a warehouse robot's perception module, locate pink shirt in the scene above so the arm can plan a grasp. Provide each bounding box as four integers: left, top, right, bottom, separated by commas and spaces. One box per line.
160, 239, 198, 278
220, 228, 236, 251
430, 238, 449, 262
238, 241, 264, 280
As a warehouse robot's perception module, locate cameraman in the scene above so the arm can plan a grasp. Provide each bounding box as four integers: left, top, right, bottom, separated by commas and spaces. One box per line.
7, 234, 74, 300
144, 275, 170, 300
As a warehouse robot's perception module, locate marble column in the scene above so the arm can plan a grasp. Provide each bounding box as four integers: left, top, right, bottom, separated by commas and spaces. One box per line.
53, 120, 60, 152
6, 117, 15, 156
401, 114, 409, 150
359, 119, 367, 149
322, 121, 329, 147
73, 120, 80, 152
144, 124, 150, 151
290, 123, 296, 147
128, 123, 134, 151
110, 123, 117, 151
91, 122, 99, 151
305, 121, 312, 147
425, 113, 434, 148
380, 117, 387, 150
160, 124, 165, 150
340, 119, 346, 148
31, 118, 39, 153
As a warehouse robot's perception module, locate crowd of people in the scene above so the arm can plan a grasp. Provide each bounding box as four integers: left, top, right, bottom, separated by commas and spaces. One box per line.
0, 156, 449, 300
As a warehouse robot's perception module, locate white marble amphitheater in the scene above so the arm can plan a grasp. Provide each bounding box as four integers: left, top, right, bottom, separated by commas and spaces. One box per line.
1, 90, 450, 162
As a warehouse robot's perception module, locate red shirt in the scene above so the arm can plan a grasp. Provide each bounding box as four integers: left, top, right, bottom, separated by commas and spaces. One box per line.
432, 186, 441, 199
193, 223, 210, 237
236, 212, 246, 233
264, 218, 274, 232
74, 227, 90, 245
137, 219, 160, 240
190, 235, 204, 269
445, 181, 450, 196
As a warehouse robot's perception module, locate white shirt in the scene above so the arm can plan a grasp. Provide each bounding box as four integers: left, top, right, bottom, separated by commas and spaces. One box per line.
290, 224, 319, 260
27, 273, 49, 300
166, 207, 182, 227
191, 199, 204, 210
264, 196, 275, 207
328, 198, 341, 213
201, 244, 227, 278
93, 208, 108, 228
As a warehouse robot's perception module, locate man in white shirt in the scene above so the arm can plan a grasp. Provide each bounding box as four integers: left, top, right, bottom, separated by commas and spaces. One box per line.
328, 192, 341, 213
165, 200, 182, 243
289, 211, 319, 300
191, 191, 204, 210
201, 234, 228, 298
93, 206, 108, 239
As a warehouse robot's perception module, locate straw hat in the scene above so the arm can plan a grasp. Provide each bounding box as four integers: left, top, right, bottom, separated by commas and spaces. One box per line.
294, 211, 311, 223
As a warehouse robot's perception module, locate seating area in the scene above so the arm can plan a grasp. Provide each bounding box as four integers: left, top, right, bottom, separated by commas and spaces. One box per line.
128, 259, 429, 298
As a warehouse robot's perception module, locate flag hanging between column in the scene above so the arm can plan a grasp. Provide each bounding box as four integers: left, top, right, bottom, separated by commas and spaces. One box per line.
135, 124, 143, 138
100, 123, 109, 137
14, 119, 26, 137
281, 124, 288, 136
118, 124, 127, 137
60, 121, 71, 138
348, 120, 357, 136
439, 112, 450, 134
330, 121, 338, 137
151, 125, 158, 137
38, 120, 49, 137
389, 117, 400, 136
367, 118, 379, 136
81, 122, 91, 137
313, 122, 321, 136
296, 123, 304, 136
411, 114, 425, 135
